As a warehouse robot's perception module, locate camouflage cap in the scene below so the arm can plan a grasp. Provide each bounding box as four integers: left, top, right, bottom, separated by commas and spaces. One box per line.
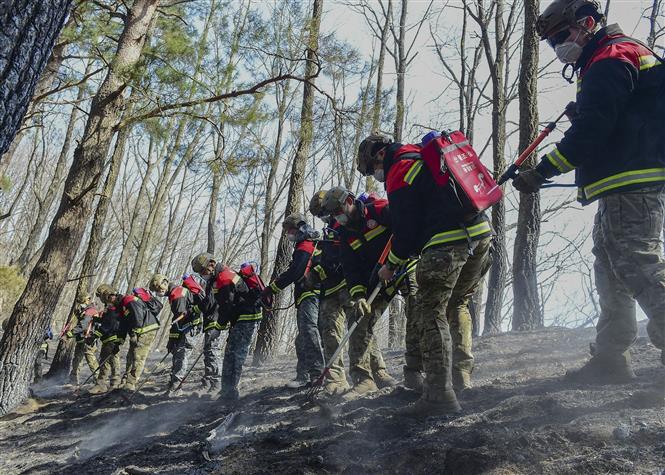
95, 284, 116, 302
308, 190, 328, 218
322, 186, 352, 214
191, 253, 215, 274
283, 212, 307, 230
149, 273, 170, 293
75, 293, 92, 305
357, 134, 392, 176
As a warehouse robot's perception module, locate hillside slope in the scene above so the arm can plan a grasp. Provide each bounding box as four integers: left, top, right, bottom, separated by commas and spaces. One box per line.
1, 325, 663, 474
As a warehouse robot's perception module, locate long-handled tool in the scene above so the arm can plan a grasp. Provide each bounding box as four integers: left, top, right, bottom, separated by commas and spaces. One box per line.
497, 103, 574, 186
123, 351, 171, 403
306, 236, 394, 400
173, 347, 205, 392
73, 351, 114, 395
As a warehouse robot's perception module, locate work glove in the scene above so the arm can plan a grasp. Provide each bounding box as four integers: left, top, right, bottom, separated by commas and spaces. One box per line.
354, 298, 372, 318
513, 169, 547, 193
260, 287, 274, 309
564, 101, 577, 121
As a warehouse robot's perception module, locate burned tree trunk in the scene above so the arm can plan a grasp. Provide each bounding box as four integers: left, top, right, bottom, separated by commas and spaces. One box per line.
0, 0, 159, 415
0, 0, 73, 159
512, 0, 543, 331
254, 0, 323, 364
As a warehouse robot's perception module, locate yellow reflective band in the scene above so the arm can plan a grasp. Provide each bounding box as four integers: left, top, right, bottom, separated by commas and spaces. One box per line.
94, 330, 103, 338
101, 335, 118, 344
270, 281, 281, 293
134, 323, 160, 335
404, 161, 424, 185
296, 290, 319, 306
169, 333, 180, 339
192, 305, 201, 314
639, 55, 659, 70
350, 285, 367, 297
313, 265, 327, 280
205, 321, 227, 331
423, 221, 492, 250
313, 248, 322, 256
349, 238, 362, 250
364, 225, 387, 242
577, 78, 582, 93
582, 167, 665, 200
237, 312, 262, 321
388, 249, 406, 266
406, 258, 419, 274
324, 279, 347, 296
546, 148, 575, 173
191, 317, 202, 326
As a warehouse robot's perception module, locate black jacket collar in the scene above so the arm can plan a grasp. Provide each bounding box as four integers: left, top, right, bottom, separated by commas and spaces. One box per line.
575, 24, 624, 71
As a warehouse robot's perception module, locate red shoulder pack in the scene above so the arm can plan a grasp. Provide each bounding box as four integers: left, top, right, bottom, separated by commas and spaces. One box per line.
420, 131, 503, 214
168, 286, 187, 303
182, 275, 204, 295
121, 295, 137, 308
83, 306, 100, 318
214, 267, 238, 289
239, 263, 265, 291
133, 287, 153, 302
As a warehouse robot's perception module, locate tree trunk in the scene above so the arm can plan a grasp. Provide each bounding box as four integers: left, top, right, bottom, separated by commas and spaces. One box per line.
393, 0, 407, 142
371, 0, 392, 132
14, 61, 94, 272
47, 101, 134, 378
208, 131, 224, 255
254, 0, 323, 364
0, 0, 73, 159
512, 0, 543, 332
0, 0, 159, 415
483, 0, 508, 335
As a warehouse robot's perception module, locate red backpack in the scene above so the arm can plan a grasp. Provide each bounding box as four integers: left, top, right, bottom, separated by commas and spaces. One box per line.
238, 263, 265, 291
420, 131, 503, 215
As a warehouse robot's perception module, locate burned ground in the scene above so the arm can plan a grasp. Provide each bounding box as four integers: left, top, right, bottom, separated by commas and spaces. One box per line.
1, 325, 663, 474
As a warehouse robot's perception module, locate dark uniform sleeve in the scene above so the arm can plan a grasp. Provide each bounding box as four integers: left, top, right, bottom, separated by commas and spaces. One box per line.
271, 245, 312, 293
387, 179, 423, 266
536, 58, 638, 178
170, 296, 188, 320
341, 240, 367, 300
125, 298, 146, 330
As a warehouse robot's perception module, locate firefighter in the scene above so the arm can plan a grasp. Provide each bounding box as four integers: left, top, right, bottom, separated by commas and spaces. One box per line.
190, 253, 223, 391
165, 281, 204, 397
308, 191, 401, 395
261, 213, 325, 389
213, 263, 263, 401
514, 0, 665, 380
34, 327, 52, 383
119, 274, 167, 392
88, 284, 124, 394
68, 294, 100, 385
320, 187, 404, 398
357, 134, 492, 416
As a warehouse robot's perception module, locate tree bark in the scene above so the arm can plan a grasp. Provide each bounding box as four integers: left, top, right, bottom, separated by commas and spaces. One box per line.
254, 0, 323, 364
512, 0, 543, 331
371, 0, 392, 132
393, 0, 407, 142
0, 0, 74, 159
0, 0, 159, 415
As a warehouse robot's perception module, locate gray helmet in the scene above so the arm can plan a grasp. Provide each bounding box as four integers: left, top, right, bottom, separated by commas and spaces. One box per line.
75, 293, 92, 305
191, 253, 215, 274
322, 186, 353, 214
536, 0, 603, 39
95, 284, 116, 303
283, 212, 307, 230
357, 134, 392, 176
149, 273, 170, 293
308, 190, 328, 218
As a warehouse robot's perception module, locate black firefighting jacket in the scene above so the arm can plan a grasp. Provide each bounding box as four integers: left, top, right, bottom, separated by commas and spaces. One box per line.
167, 286, 204, 340
535, 24, 665, 204
120, 288, 162, 337
213, 267, 262, 327
384, 143, 492, 265
94, 302, 123, 344
337, 198, 392, 300
310, 223, 347, 298
269, 239, 320, 306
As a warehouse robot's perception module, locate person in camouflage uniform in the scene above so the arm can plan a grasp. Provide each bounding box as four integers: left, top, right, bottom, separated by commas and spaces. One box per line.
34, 327, 52, 383
165, 281, 204, 396
190, 253, 223, 391
514, 0, 665, 380
88, 284, 124, 394
68, 294, 100, 385
119, 274, 167, 392
262, 213, 324, 388
358, 133, 492, 416
213, 263, 263, 401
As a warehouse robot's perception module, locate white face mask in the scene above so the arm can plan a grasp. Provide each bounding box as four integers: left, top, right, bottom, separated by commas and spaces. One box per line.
335, 213, 349, 226
555, 41, 583, 64
287, 232, 298, 242
373, 169, 385, 182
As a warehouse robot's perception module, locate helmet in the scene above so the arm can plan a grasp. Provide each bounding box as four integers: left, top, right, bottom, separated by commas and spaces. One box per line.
322, 186, 352, 214
283, 212, 307, 230
536, 0, 603, 40
191, 253, 215, 274
357, 134, 392, 176
75, 293, 92, 305
308, 190, 328, 218
149, 273, 170, 293
95, 284, 116, 302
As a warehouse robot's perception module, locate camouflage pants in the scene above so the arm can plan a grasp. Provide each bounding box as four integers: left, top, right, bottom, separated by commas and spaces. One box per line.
169, 331, 202, 386
294, 295, 324, 381
415, 237, 491, 401
123, 330, 157, 389
397, 269, 421, 372
203, 326, 222, 388
592, 185, 665, 355
96, 339, 121, 387
70, 339, 98, 384
318, 289, 387, 383
221, 320, 258, 398
34, 345, 47, 383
